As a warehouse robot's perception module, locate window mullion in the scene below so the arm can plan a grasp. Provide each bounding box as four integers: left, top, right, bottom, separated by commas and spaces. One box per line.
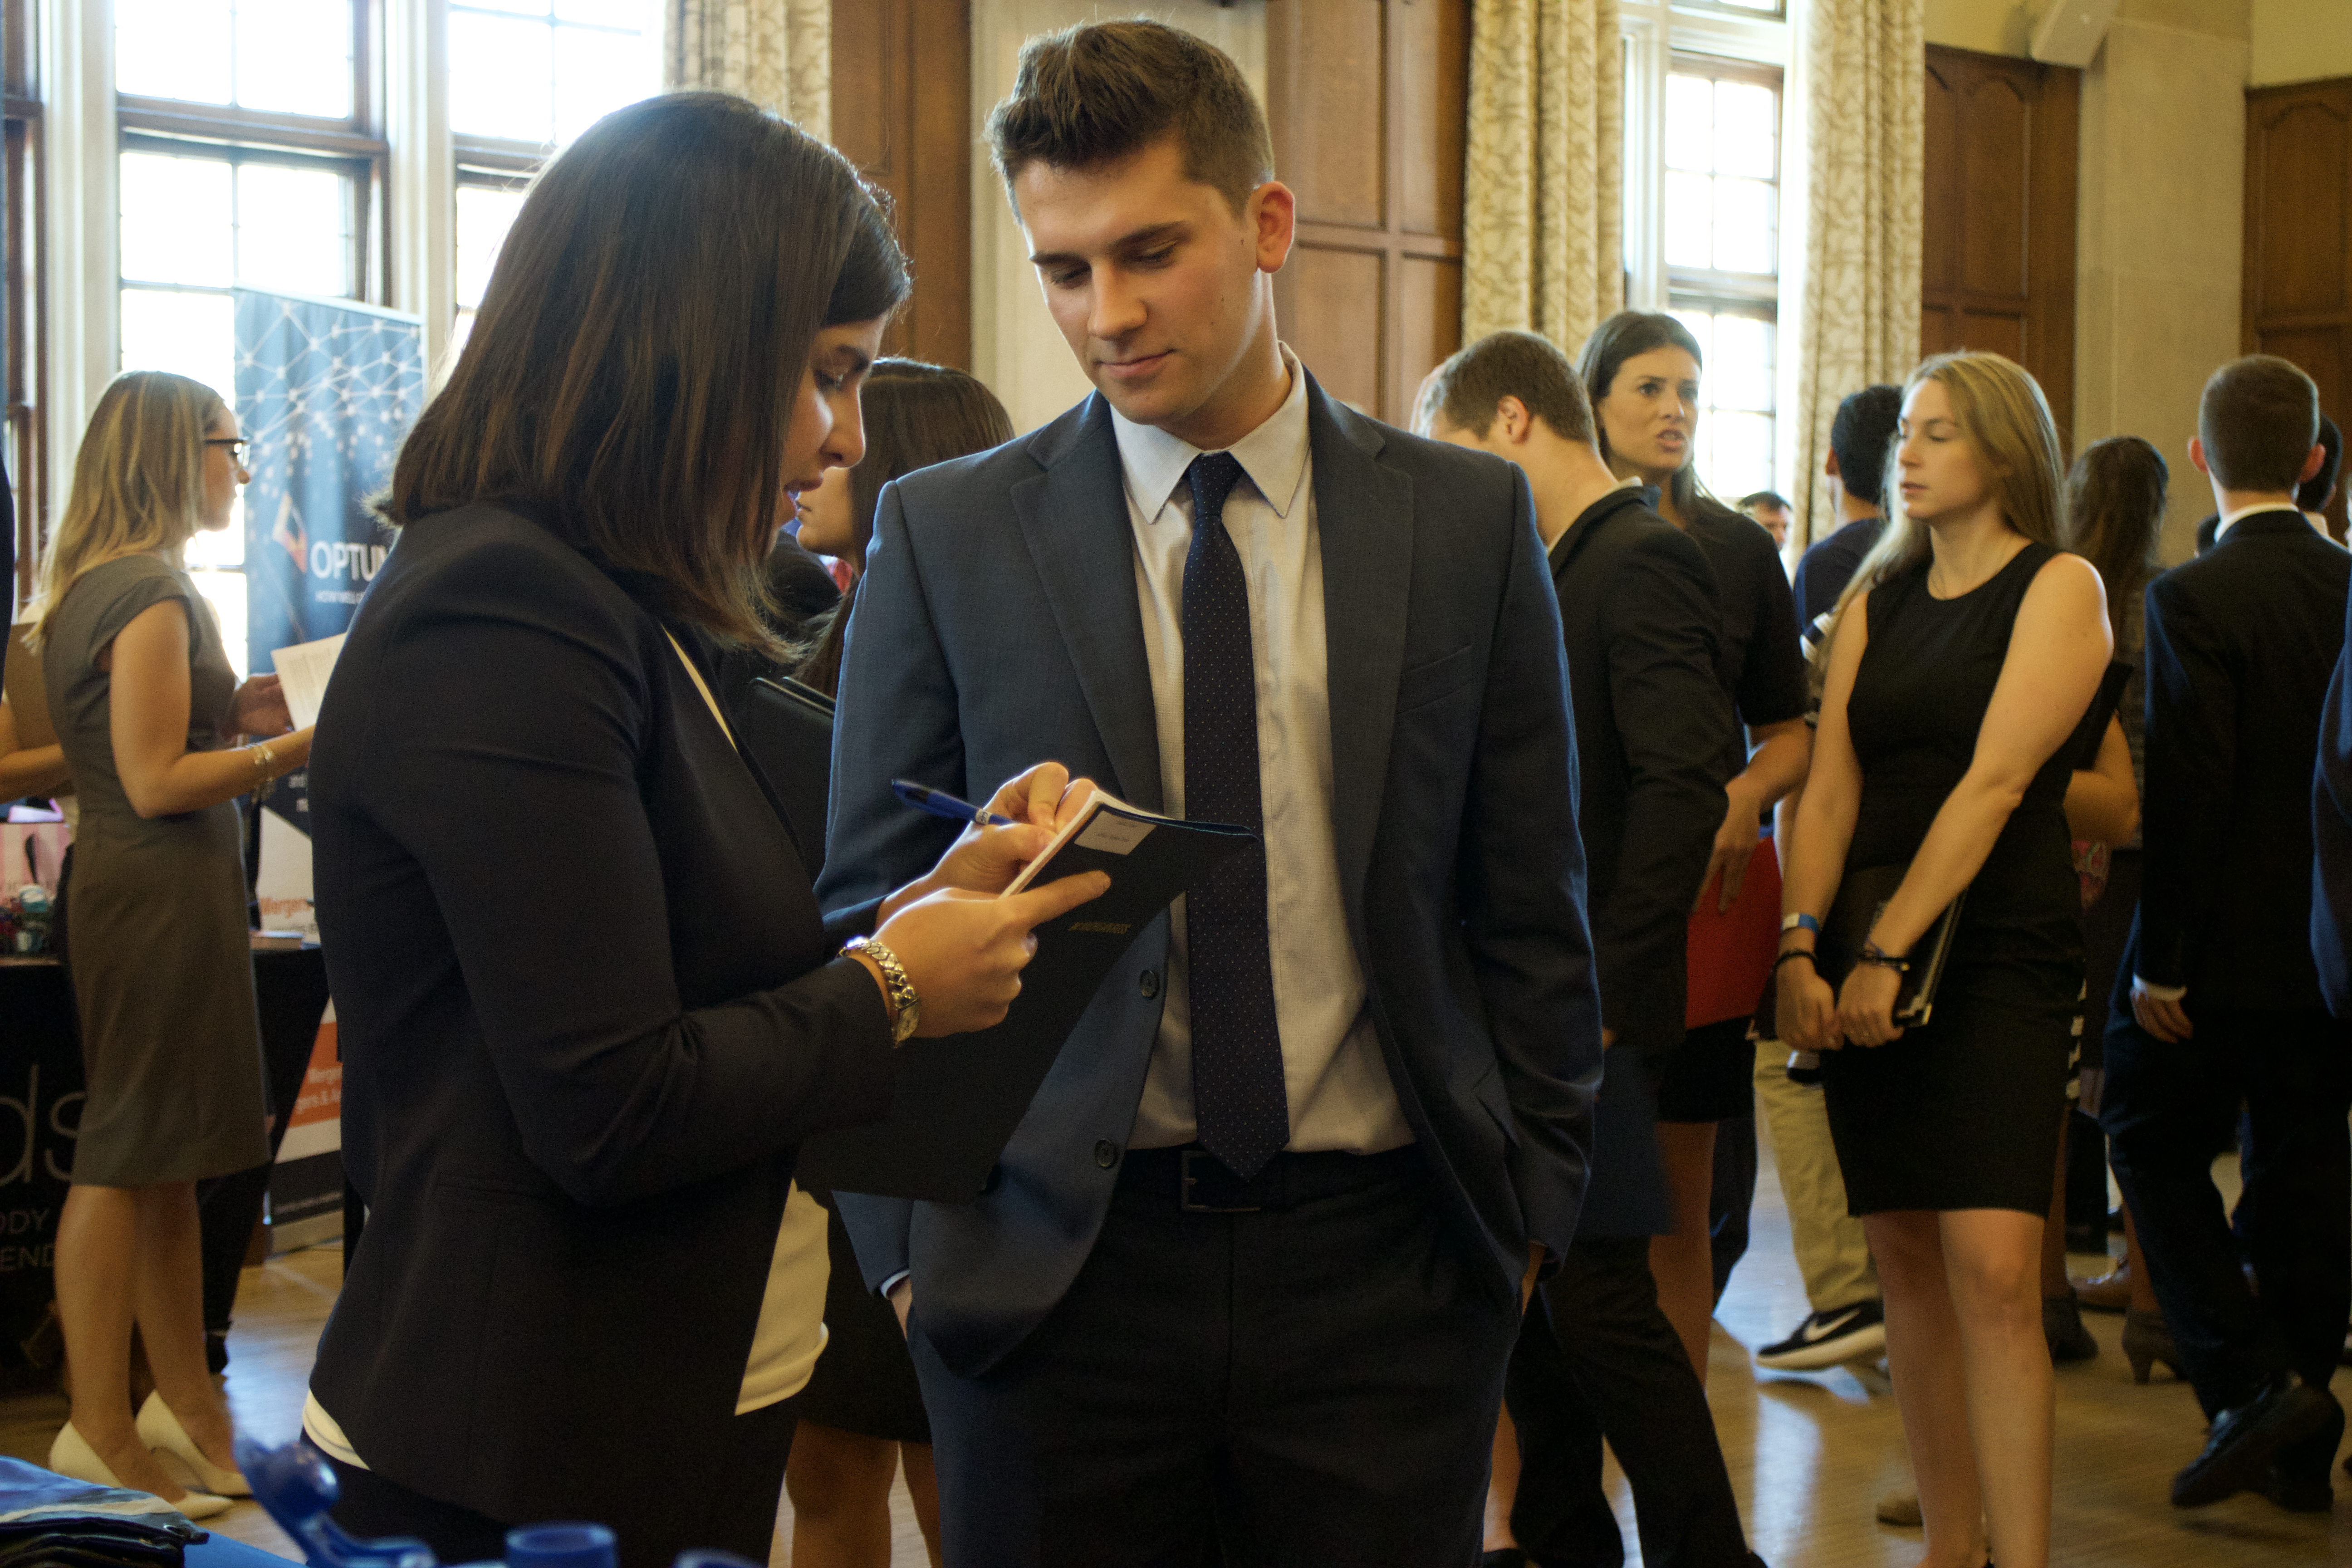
386, 0, 452, 375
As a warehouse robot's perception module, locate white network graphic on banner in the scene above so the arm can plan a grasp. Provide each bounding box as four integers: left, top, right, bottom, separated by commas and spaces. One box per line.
235, 290, 425, 935
236, 289, 427, 655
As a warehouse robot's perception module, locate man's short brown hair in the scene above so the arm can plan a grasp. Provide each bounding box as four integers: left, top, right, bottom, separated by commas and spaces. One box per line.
1418, 331, 1597, 447
985, 20, 1274, 216
2198, 354, 2320, 493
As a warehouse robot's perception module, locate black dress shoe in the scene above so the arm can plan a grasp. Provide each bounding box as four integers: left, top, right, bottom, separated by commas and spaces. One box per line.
2254, 1463, 2334, 1512
2171, 1375, 2337, 1507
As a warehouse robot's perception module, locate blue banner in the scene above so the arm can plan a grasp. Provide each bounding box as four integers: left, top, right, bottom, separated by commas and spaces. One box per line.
235, 288, 424, 867
236, 288, 425, 662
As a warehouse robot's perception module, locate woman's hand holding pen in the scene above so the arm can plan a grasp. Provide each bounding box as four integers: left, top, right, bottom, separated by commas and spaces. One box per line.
878, 762, 1099, 920
867, 761, 1111, 1037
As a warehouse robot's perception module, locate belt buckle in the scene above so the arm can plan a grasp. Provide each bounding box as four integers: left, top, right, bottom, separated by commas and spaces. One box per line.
1179, 1148, 1262, 1213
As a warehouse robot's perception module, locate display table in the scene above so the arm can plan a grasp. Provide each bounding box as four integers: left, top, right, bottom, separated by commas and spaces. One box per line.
0, 947, 333, 1360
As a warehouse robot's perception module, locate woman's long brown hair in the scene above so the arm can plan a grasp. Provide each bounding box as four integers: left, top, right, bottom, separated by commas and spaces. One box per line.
384, 92, 908, 652
797, 362, 1014, 697
2062, 436, 2166, 661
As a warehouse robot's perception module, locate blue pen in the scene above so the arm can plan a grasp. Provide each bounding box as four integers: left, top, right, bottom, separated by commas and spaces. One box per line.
892, 778, 1019, 828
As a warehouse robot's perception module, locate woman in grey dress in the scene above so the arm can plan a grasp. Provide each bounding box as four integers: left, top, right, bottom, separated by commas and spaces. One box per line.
28, 371, 313, 1517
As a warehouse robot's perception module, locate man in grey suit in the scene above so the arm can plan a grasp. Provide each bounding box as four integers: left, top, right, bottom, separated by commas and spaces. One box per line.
818, 22, 1602, 1565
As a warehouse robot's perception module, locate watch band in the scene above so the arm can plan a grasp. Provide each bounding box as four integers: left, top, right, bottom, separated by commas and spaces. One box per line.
845, 936, 921, 1044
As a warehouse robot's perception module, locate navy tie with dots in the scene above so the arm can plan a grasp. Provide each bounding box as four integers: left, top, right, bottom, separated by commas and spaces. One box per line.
1180, 451, 1289, 1179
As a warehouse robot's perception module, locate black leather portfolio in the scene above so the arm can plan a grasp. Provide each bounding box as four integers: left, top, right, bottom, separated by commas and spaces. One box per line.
796, 790, 1254, 1202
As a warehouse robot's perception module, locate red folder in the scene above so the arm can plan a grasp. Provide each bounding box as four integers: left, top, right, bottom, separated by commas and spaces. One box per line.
1685, 836, 1783, 1029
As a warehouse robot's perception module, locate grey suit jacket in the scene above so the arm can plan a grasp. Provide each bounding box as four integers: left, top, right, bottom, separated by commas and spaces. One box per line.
816, 379, 1602, 1377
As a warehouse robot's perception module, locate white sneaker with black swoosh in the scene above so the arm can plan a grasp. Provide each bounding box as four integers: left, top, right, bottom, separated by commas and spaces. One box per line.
1754, 1299, 1887, 1371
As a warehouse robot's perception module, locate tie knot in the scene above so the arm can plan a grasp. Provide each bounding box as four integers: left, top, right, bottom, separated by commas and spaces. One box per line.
1186, 451, 1248, 524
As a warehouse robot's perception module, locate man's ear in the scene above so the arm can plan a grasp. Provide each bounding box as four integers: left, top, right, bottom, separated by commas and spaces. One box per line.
1823, 448, 1842, 479
1496, 397, 1533, 446
2188, 436, 2211, 479
1250, 180, 1297, 274
2301, 441, 2328, 485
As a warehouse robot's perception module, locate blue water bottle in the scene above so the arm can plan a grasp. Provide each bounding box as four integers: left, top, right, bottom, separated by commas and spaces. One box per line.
237, 1438, 759, 1568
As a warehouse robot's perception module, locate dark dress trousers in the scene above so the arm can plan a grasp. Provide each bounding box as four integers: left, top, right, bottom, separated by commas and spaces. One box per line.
1508, 487, 1758, 1568
819, 382, 1602, 1566
306, 504, 896, 1567
2313, 586, 2352, 1017
2101, 511, 2352, 1459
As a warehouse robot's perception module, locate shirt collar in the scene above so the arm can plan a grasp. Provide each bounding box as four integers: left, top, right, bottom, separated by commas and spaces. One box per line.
1109, 345, 1312, 524
2215, 500, 2307, 541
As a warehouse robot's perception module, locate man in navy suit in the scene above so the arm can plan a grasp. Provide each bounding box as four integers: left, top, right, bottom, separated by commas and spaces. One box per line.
2104, 356, 2352, 1513
818, 21, 1601, 1566
2321, 587, 2352, 1016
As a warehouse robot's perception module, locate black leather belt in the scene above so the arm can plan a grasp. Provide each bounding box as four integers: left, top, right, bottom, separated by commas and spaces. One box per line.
1115, 1143, 1425, 1214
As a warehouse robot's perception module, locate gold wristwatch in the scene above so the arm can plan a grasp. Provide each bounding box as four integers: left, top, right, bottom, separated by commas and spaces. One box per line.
844, 935, 921, 1044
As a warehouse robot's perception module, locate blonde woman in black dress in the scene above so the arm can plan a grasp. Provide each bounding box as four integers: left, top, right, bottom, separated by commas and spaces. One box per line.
30, 371, 312, 1515
1776, 353, 2110, 1568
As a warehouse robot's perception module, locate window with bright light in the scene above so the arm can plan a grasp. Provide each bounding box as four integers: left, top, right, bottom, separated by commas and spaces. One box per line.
449, 1, 662, 149
1662, 56, 1782, 504
114, 0, 377, 675
449, 2, 660, 350
1672, 0, 1787, 19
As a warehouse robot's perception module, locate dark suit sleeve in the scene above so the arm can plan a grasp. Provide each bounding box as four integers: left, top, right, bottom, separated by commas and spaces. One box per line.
816, 480, 966, 1293
1460, 475, 1605, 1261
816, 482, 965, 911
363, 543, 895, 1208
1736, 527, 1809, 729
2138, 573, 2234, 989
2314, 592, 2352, 1017
1592, 530, 1733, 1054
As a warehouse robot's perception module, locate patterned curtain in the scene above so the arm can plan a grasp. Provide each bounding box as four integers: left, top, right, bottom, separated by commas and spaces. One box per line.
1462, 0, 1624, 353
1782, 0, 1925, 550
663, 0, 832, 142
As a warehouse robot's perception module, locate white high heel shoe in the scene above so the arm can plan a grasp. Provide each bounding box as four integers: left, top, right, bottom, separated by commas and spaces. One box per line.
135, 1392, 251, 1497
48, 1420, 233, 1520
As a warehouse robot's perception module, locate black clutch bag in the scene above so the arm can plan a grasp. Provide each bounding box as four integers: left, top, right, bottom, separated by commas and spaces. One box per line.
1816, 862, 1967, 1026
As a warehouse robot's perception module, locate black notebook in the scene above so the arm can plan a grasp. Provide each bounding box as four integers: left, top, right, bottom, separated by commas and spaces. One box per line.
796, 788, 1257, 1202
1815, 863, 1967, 1027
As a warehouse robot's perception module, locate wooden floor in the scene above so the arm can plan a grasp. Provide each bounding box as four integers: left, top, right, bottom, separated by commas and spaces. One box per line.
3, 1133, 2342, 1566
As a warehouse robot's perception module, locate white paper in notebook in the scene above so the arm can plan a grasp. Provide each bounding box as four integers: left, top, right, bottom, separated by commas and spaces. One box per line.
272, 632, 348, 730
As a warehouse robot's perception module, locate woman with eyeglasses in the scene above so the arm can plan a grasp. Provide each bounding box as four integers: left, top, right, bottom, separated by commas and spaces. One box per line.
27, 371, 311, 1516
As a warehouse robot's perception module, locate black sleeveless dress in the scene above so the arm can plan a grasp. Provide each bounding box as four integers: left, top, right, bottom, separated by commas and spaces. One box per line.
1820, 542, 2084, 1216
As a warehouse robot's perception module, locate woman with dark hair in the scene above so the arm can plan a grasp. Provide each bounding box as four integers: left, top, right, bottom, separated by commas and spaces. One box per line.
792, 360, 1016, 698
1574, 310, 1811, 1377
781, 359, 1011, 1568
2057, 436, 2176, 1372
301, 94, 1106, 1568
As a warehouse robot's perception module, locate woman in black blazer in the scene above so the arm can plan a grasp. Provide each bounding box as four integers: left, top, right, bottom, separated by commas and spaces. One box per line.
302, 95, 1104, 1568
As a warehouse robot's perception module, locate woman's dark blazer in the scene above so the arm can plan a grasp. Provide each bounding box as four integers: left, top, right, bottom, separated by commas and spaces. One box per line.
306, 503, 894, 1528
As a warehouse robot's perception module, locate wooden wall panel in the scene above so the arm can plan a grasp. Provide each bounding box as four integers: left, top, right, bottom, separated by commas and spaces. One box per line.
1398, 255, 1463, 397
1396, 0, 1467, 240
2245, 78, 2352, 540
1267, 0, 1470, 426
829, 0, 970, 369
1291, 250, 1385, 411
1287, 3, 1387, 229
1921, 46, 2078, 453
